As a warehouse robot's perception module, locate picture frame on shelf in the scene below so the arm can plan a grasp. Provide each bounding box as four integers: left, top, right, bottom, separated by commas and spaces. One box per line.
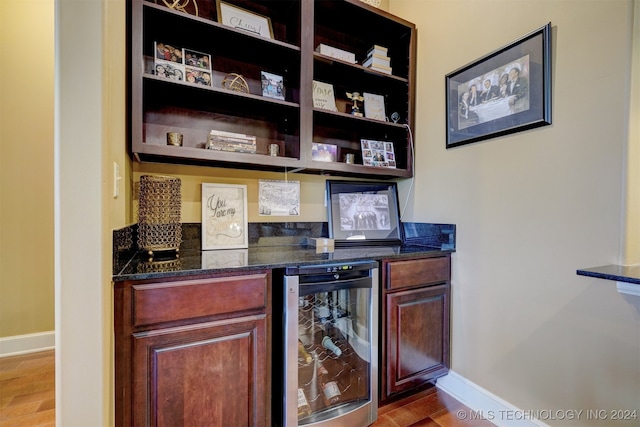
184, 49, 212, 70
326, 180, 403, 247
312, 80, 338, 112
261, 71, 285, 100
217, 1, 274, 39
363, 92, 386, 121
311, 143, 337, 162
201, 183, 248, 250
154, 59, 185, 81
185, 69, 212, 86
154, 42, 183, 64
361, 139, 396, 168
446, 22, 552, 148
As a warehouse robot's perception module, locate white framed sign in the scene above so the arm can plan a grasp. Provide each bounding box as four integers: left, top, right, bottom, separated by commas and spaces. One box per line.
201, 183, 248, 250
312, 80, 338, 112
363, 92, 386, 121
217, 1, 274, 39
258, 179, 300, 216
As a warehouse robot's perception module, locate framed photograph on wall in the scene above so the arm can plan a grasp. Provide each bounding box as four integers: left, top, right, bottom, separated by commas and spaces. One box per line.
445, 22, 552, 148
201, 183, 248, 250
217, 1, 274, 39
326, 180, 403, 247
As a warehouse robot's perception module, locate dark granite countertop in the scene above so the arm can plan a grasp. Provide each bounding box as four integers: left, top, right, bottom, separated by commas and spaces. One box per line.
113, 222, 456, 282
576, 264, 640, 285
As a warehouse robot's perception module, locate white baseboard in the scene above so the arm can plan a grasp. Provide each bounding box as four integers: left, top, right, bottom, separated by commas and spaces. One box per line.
437, 371, 549, 427
0, 331, 55, 357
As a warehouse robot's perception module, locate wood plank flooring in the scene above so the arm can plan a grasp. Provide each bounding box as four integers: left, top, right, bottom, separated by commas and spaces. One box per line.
374, 387, 494, 427
0, 350, 55, 427
0, 350, 492, 427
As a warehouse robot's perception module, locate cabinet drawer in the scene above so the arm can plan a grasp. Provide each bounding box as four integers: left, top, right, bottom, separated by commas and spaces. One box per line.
132, 273, 268, 327
387, 257, 450, 290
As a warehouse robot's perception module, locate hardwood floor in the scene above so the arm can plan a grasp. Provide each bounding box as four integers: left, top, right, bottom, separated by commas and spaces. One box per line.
0, 350, 491, 427
0, 350, 55, 427
374, 387, 494, 427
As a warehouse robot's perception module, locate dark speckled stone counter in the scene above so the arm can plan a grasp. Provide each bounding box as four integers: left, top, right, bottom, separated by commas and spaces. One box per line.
577, 264, 640, 285
113, 222, 455, 282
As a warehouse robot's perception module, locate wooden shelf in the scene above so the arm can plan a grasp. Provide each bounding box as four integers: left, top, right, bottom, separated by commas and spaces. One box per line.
129, 0, 416, 178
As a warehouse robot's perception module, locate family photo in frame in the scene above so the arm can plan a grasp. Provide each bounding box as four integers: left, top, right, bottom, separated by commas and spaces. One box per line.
326, 180, 403, 246
446, 23, 552, 148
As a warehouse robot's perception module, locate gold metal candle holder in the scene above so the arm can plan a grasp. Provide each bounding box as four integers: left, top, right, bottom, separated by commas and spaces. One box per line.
137, 175, 182, 256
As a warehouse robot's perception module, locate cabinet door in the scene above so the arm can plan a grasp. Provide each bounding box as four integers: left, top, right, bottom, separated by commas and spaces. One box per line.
131, 316, 268, 427
385, 284, 450, 398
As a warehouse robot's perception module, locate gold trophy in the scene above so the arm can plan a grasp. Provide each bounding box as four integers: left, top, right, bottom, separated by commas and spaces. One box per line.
346, 91, 364, 117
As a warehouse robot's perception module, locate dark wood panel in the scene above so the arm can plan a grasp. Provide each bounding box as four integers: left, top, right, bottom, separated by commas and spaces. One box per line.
132, 273, 268, 327
132, 316, 267, 427
385, 284, 450, 398
387, 257, 450, 290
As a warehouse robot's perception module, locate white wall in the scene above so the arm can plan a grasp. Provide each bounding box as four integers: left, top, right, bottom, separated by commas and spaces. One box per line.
390, 0, 639, 425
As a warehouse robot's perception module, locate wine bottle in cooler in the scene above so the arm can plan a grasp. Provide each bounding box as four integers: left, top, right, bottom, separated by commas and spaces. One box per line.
298, 340, 312, 364
297, 388, 312, 418
322, 336, 342, 357
317, 360, 341, 406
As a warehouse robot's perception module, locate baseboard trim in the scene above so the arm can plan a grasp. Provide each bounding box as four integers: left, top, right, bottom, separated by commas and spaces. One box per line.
437, 371, 549, 427
0, 331, 55, 357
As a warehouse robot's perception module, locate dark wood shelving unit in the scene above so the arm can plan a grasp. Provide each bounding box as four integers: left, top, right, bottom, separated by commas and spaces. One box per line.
128, 0, 416, 178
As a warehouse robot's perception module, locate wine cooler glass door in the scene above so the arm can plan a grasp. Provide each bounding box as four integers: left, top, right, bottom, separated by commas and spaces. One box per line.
284, 261, 378, 427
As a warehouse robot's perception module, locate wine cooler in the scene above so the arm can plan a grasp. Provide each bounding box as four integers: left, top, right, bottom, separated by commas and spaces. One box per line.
283, 261, 378, 427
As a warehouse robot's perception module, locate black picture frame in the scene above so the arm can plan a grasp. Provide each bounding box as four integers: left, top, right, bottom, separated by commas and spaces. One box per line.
326, 180, 403, 247
446, 23, 552, 148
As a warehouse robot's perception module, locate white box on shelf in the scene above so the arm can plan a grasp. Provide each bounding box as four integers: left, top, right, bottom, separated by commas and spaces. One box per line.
315, 44, 357, 64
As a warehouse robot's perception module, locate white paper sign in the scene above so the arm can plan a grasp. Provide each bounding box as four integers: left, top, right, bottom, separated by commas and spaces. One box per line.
364, 92, 386, 121
201, 183, 248, 250
312, 80, 338, 112
258, 180, 300, 216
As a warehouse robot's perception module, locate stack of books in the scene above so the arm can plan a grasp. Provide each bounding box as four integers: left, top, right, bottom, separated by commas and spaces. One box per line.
206, 130, 256, 154
362, 45, 392, 75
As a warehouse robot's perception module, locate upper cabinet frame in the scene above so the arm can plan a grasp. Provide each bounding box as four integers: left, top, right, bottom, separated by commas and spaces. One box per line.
127, 0, 416, 178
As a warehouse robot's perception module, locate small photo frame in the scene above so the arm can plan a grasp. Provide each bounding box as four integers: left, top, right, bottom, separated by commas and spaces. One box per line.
154, 42, 183, 64
261, 71, 285, 100
184, 49, 212, 70
361, 139, 395, 168
217, 1, 274, 39
311, 143, 337, 162
185, 68, 212, 86
326, 180, 403, 247
154, 59, 185, 81
201, 183, 248, 250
